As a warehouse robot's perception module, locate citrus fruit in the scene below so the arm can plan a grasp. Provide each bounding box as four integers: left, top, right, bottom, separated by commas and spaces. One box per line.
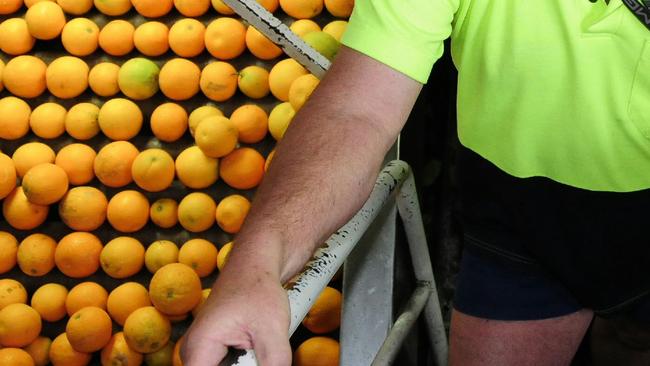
98, 98, 143, 140
131, 148, 175, 192
268, 101, 296, 140
55, 232, 103, 278
174, 0, 210, 16
144, 340, 174, 366
191, 288, 211, 317
0, 18, 35, 55
49, 333, 91, 366
25, 0, 52, 6
0, 0, 22, 14
55, 143, 96, 185
145, 240, 179, 273
289, 73, 319, 111
3, 55, 46, 98
0, 348, 34, 366
149, 199, 178, 229
134, 21, 169, 57
177, 192, 216, 232
64, 102, 100, 140
106, 191, 150, 233
168, 18, 205, 58
258, 0, 279, 12
66, 306, 112, 352
289, 19, 320, 37
0, 279, 27, 310
2, 187, 49, 230
194, 115, 239, 158
269, 58, 308, 101
265, 149, 274, 171
0, 303, 41, 347
175, 145, 219, 189
293, 337, 340, 366
94, 140, 139, 187
215, 194, 251, 233
99, 20, 134, 56
107, 282, 152, 326
100, 237, 145, 278
45, 56, 89, 99
123, 306, 171, 353
65, 282, 108, 316
200, 61, 238, 101
280, 0, 323, 19
0, 154, 16, 201
211, 0, 234, 14
88, 62, 120, 96
58, 186, 107, 231
31, 284, 68, 322
230, 104, 268, 143
216, 241, 233, 271
118, 58, 160, 100
25, 1, 65, 40
94, 0, 131, 15
302, 286, 342, 333
0, 96, 30, 140
61, 18, 99, 56
238, 65, 270, 99
132, 0, 173, 17
151, 103, 188, 142
29, 102, 66, 139
159, 58, 201, 101
172, 337, 182, 366
24, 336, 51, 366
322, 20, 347, 41
22, 163, 69, 205
0, 232, 17, 274
58, 0, 93, 14
245, 25, 282, 60
324, 0, 352, 17
178, 239, 218, 277
12, 142, 55, 177
304, 31, 340, 61
149, 263, 202, 315
205, 17, 246, 60
16, 233, 56, 277
188, 105, 223, 136
101, 332, 143, 366
220, 147, 266, 190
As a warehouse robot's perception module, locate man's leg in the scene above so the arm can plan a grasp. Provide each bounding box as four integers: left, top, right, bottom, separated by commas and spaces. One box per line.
449, 309, 593, 366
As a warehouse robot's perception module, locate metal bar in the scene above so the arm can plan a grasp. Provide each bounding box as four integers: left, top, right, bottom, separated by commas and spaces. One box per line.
221, 0, 331, 78
371, 282, 432, 366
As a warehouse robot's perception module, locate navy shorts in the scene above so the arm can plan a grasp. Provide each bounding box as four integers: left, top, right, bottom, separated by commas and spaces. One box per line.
453, 147, 650, 322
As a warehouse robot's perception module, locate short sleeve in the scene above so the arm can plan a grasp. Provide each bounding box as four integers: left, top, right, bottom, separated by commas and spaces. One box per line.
341, 0, 459, 83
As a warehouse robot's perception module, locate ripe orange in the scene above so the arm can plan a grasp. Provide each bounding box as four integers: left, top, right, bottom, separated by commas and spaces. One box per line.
66, 306, 112, 352
24, 336, 52, 366
324, 0, 352, 17
211, 0, 234, 14
0, 0, 22, 14
219, 147, 265, 190
132, 0, 173, 17
302, 286, 342, 333
194, 115, 239, 158
188, 105, 223, 136
177, 192, 216, 232
22, 163, 69, 205
0, 303, 41, 347
144, 340, 175, 366
269, 58, 308, 101
106, 191, 150, 233
88, 62, 120, 97
149, 263, 202, 315
118, 57, 160, 100
289, 73, 320, 111
93, 0, 131, 15
191, 288, 211, 317
178, 239, 218, 277
3, 55, 46, 98
159, 58, 201, 101
29, 102, 66, 139
101, 237, 146, 278
0, 348, 34, 366
268, 101, 296, 140
25, 1, 66, 40
64, 102, 100, 140
216, 241, 233, 271
107, 282, 152, 326
200, 61, 238, 101
150, 199, 179, 229
168, 18, 205, 58
99, 20, 135, 56
65, 282, 108, 316
145, 240, 179, 273
258, 0, 279, 12
134, 21, 169, 57
174, 0, 210, 16
280, 0, 323, 19
57, 0, 93, 14
230, 104, 268, 143
123, 306, 171, 353
0, 18, 36, 55
151, 103, 188, 142
49, 333, 92, 366
101, 332, 143, 366
16, 233, 57, 277
131, 149, 175, 192
94, 141, 139, 188
215, 194, 251, 234
55, 143, 96, 185
172, 337, 183, 366
58, 186, 107, 231
293, 337, 340, 366
0, 232, 17, 274
0, 96, 30, 140
0, 154, 16, 200
31, 283, 68, 322
322, 20, 347, 41
12, 142, 55, 177
2, 187, 49, 230
175, 145, 219, 189
61, 18, 99, 56
46, 56, 89, 99
289, 19, 321, 37
98, 98, 143, 140
0, 279, 27, 310
55, 232, 103, 278
238, 65, 271, 98
265, 149, 275, 171
205, 18, 246, 60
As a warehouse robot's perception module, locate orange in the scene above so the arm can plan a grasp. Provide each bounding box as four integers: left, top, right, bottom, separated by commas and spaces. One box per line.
279, 0, 323, 19
303, 31, 340, 61
58, 186, 107, 231
123, 306, 171, 353
215, 194, 251, 234
0, 232, 17, 274
293, 337, 339, 366
12, 142, 55, 177
100, 237, 145, 278
55, 143, 96, 185
29, 103, 66, 139
324, 0, 352, 18
268, 101, 296, 140
144, 340, 174, 366
101, 332, 143, 366
16, 233, 56, 277
172, 337, 182, 366
145, 240, 179, 273
46, 56, 89, 99
0, 96, 30, 140
265, 149, 275, 171
99, 20, 134, 56
3, 55, 46, 98
151, 103, 188, 142
65, 282, 108, 316
177, 192, 216, 232
149, 263, 202, 315
66, 306, 112, 352
168, 18, 205, 58
61, 18, 99, 56
134, 21, 169, 57
30, 284, 68, 322
194, 115, 238, 158
25, 0, 53, 7
322, 20, 347, 41
289, 73, 320, 111
0, 154, 16, 200
98, 98, 143, 140
118, 57, 161, 100
302, 286, 342, 334
191, 288, 211, 317
22, 163, 69, 205
178, 239, 218, 277
2, 187, 49, 230
64, 102, 100, 140
289, 19, 321, 37
230, 104, 268, 143
49, 333, 91, 366
131, 149, 175, 192
150, 199, 179, 229
25, 1, 66, 40
245, 26, 282, 60
93, 0, 131, 15
55, 232, 103, 278
24, 336, 52, 366
174, 0, 210, 16
106, 191, 150, 233
205, 18, 246, 60
0, 18, 36, 55
188, 105, 223, 136
107, 282, 151, 326
0, 279, 27, 310
0, 0, 22, 14
159, 58, 201, 101
94, 141, 139, 187
132, 0, 172, 17
216, 241, 233, 271
175, 146, 219, 189
238, 65, 270, 99
219, 147, 265, 190
0, 303, 41, 347
0, 348, 34, 366
200, 61, 238, 101
258, 0, 279, 12
269, 58, 308, 101
88, 62, 120, 97
211, 0, 234, 14
57, 0, 93, 14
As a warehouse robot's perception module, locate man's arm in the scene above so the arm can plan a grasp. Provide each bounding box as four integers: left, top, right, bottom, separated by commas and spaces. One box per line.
182, 46, 424, 366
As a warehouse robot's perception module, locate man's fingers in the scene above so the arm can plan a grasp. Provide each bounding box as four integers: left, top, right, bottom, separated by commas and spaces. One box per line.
181, 334, 228, 366
253, 324, 292, 366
